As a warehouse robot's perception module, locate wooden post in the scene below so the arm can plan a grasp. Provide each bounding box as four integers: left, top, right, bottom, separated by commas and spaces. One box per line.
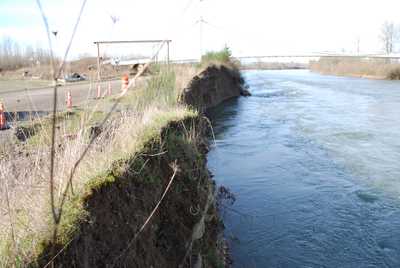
96, 42, 101, 81
167, 41, 170, 67
199, 17, 203, 60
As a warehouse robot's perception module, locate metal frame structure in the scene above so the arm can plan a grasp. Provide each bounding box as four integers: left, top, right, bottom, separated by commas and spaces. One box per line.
93, 40, 172, 80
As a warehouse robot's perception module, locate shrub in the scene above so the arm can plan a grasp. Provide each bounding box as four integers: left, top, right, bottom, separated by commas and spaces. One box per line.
388, 67, 400, 80
201, 46, 232, 66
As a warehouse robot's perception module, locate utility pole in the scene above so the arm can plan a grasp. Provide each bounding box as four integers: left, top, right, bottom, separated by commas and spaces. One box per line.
52, 30, 60, 77
96, 42, 101, 81
199, 17, 204, 60
167, 41, 170, 67
356, 36, 360, 55
199, 0, 204, 60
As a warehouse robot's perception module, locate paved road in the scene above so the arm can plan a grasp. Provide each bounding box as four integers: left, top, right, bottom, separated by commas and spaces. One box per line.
0, 79, 123, 113
0, 79, 127, 143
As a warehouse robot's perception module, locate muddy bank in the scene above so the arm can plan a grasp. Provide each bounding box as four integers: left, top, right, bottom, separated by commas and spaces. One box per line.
181, 64, 248, 111
35, 117, 224, 267
32, 65, 245, 267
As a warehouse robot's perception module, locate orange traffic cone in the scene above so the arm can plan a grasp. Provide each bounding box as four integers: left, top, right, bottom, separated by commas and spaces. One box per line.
0, 102, 7, 130
108, 82, 112, 96
96, 84, 101, 99
121, 74, 129, 92
66, 91, 72, 109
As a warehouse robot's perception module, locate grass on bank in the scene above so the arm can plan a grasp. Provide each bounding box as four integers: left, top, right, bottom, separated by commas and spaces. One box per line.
201, 46, 232, 65
0, 63, 198, 267
310, 57, 400, 80
200, 45, 240, 70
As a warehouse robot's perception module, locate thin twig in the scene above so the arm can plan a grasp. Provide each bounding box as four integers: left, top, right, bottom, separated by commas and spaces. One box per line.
56, 0, 88, 79
42, 237, 75, 268
35, 0, 59, 229
111, 161, 179, 267
4, 181, 18, 268
35, 0, 88, 261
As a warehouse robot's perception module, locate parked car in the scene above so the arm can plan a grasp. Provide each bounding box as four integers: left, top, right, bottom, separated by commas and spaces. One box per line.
64, 73, 87, 82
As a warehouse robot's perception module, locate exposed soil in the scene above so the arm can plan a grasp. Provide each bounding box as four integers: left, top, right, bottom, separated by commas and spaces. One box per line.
34, 118, 224, 268
181, 64, 247, 111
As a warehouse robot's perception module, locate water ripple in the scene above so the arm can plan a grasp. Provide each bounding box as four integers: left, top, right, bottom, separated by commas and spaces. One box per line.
208, 70, 400, 267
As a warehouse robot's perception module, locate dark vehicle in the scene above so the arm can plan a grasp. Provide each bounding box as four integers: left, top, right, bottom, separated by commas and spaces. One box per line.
64, 73, 87, 82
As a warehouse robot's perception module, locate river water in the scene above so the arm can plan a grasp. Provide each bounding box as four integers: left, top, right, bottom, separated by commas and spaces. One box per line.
207, 70, 400, 267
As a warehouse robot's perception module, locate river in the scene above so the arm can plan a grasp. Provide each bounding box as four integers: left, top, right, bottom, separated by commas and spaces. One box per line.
207, 70, 400, 267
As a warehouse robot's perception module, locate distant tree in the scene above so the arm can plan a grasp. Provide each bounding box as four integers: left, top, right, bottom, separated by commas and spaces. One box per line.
356, 36, 360, 55
380, 21, 398, 54
1, 37, 14, 69
0, 37, 54, 70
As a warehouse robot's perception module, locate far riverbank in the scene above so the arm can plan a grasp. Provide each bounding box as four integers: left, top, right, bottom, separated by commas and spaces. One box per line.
310, 57, 400, 80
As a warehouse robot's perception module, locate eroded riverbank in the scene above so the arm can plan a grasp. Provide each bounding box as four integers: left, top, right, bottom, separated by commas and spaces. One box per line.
0, 62, 246, 267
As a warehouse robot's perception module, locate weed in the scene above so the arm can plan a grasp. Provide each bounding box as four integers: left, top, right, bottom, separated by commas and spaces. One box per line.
201, 46, 232, 66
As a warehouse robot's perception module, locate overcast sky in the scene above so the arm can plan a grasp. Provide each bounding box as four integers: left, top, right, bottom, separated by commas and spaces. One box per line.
1, 0, 400, 60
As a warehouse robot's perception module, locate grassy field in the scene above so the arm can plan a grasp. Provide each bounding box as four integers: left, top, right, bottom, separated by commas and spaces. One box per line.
310, 57, 400, 80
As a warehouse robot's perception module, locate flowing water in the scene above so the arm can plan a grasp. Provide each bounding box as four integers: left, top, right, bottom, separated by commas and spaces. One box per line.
207, 70, 400, 267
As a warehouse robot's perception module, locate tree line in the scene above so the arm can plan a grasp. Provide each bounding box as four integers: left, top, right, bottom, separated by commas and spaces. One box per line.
0, 21, 400, 72
0, 37, 53, 71
380, 21, 400, 54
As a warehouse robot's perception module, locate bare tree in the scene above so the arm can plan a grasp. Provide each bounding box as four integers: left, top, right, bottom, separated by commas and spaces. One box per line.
380, 21, 398, 54
0, 37, 53, 70
356, 36, 360, 55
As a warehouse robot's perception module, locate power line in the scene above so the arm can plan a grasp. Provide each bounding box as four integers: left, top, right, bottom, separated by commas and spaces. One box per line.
181, 0, 195, 16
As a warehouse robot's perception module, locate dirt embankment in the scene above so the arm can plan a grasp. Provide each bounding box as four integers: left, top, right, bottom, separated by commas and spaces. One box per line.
35, 118, 224, 267
33, 65, 245, 268
181, 64, 249, 111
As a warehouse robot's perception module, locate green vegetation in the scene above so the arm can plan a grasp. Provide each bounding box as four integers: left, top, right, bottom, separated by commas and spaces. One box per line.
201, 46, 232, 65
16, 108, 107, 148
200, 46, 238, 68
